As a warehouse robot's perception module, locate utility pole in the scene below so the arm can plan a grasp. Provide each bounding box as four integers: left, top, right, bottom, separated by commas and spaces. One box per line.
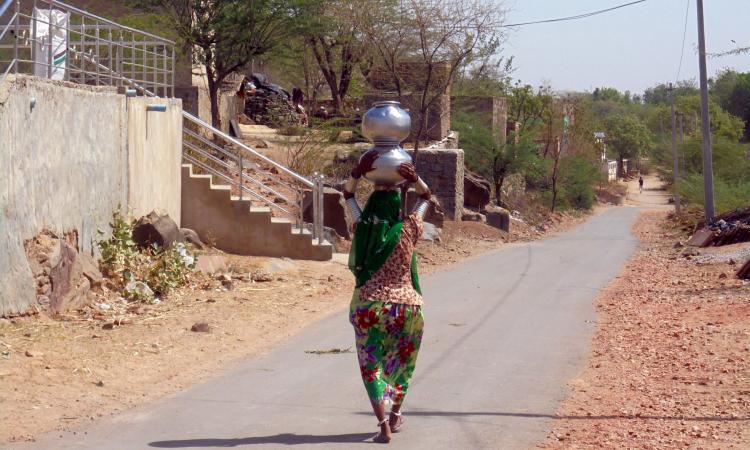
697, 0, 715, 223
668, 83, 681, 214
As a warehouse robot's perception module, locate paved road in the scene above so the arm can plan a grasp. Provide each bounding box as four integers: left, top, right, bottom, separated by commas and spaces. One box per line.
9, 207, 641, 450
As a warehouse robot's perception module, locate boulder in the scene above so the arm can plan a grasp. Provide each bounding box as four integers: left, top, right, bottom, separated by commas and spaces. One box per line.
194, 255, 228, 275
303, 188, 351, 240
321, 226, 346, 253
180, 228, 206, 249
484, 205, 510, 232
78, 253, 103, 288
49, 241, 91, 313
133, 210, 180, 249
462, 211, 486, 222
686, 229, 715, 247
420, 222, 442, 242
464, 169, 491, 210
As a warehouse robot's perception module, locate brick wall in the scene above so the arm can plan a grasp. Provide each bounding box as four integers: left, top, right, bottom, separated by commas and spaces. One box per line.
407, 148, 464, 220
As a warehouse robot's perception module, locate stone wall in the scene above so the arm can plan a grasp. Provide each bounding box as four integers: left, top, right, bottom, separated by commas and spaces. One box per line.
407, 148, 464, 220
451, 96, 508, 145
0, 75, 183, 316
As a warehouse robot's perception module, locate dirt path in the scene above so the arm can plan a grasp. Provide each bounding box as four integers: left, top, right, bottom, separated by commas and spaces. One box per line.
542, 211, 750, 449
624, 174, 671, 208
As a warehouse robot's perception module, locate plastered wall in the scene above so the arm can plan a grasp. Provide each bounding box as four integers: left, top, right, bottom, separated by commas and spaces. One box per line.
0, 75, 182, 315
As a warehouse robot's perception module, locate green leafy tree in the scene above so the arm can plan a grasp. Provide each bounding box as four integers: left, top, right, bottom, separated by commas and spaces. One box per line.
154, 0, 300, 129
725, 72, 750, 141
453, 111, 542, 206
643, 80, 698, 105
605, 114, 652, 174
298, 0, 367, 112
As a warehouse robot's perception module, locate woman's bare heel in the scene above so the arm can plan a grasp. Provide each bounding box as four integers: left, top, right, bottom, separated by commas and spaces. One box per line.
372, 418, 391, 443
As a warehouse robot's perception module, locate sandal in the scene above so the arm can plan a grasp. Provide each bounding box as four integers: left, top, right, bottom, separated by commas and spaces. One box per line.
372, 418, 391, 444
389, 410, 405, 433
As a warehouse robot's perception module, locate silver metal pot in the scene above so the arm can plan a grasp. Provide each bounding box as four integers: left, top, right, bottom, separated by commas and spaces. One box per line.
360, 101, 413, 186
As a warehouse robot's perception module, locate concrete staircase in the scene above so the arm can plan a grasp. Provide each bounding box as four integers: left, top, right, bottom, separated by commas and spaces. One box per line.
181, 164, 332, 261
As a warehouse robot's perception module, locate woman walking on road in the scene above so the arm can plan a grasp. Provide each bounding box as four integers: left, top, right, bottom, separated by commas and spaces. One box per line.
343, 152, 432, 444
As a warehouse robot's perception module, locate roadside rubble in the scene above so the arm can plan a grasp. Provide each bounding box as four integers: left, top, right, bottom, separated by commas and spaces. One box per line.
544, 211, 750, 449
687, 207, 750, 248
684, 208, 750, 279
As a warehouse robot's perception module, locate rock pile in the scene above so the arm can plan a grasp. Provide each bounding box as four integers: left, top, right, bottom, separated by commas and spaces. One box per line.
24, 230, 103, 314
244, 74, 299, 127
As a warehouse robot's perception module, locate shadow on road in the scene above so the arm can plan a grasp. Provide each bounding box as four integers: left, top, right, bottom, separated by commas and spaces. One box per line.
148, 433, 373, 448
378, 410, 749, 422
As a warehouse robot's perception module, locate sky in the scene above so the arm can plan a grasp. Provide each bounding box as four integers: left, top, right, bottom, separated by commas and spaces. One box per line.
503, 0, 750, 96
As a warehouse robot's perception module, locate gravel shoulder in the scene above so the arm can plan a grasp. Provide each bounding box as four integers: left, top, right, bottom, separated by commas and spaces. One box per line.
542, 211, 750, 449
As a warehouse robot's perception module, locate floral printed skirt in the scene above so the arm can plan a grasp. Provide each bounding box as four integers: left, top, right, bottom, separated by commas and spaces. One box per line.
349, 289, 424, 405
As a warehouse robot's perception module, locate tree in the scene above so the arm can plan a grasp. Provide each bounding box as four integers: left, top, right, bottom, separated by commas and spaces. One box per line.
604, 114, 651, 174
155, 0, 298, 129
725, 72, 750, 141
592, 87, 623, 103
299, 0, 366, 112
360, 0, 506, 153
643, 80, 698, 105
452, 111, 542, 206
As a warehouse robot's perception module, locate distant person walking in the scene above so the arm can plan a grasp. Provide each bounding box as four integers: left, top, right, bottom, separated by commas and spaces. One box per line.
639, 175, 644, 194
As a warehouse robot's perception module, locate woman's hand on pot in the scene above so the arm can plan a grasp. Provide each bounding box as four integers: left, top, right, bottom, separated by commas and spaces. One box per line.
351, 150, 379, 179
398, 163, 418, 183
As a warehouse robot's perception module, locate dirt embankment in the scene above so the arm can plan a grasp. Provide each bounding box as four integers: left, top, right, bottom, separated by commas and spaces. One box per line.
0, 213, 583, 444
543, 211, 750, 449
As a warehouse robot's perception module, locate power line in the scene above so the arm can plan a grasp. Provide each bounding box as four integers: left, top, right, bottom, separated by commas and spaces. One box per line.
502, 0, 649, 28
675, 0, 690, 82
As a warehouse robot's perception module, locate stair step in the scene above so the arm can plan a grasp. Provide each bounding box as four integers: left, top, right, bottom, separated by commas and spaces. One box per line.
312, 238, 332, 247
249, 206, 271, 213
271, 217, 292, 224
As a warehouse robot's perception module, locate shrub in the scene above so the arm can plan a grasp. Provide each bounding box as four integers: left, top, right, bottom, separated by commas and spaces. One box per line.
97, 212, 195, 302
559, 155, 598, 210
680, 173, 750, 215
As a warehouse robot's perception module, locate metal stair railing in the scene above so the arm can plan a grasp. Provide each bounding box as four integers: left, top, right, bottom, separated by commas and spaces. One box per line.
182, 111, 327, 243
1, 0, 174, 96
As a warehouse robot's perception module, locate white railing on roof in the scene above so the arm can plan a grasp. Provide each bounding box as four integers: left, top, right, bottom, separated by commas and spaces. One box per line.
0, 0, 174, 96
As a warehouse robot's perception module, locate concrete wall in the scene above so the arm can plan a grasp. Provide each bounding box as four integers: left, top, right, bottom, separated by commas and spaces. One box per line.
127, 97, 183, 220
0, 76, 183, 316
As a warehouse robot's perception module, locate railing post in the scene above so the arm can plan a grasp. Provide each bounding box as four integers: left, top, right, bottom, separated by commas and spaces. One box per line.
312, 173, 319, 241
162, 45, 167, 97
170, 47, 175, 97
238, 155, 243, 201
80, 15, 86, 84
297, 190, 303, 230
95, 20, 101, 86
12, 0, 19, 73
47, 0, 52, 78
317, 174, 325, 243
